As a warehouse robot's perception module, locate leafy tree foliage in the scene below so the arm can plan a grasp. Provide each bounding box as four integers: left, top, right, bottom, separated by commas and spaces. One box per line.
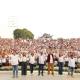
13, 28, 34, 39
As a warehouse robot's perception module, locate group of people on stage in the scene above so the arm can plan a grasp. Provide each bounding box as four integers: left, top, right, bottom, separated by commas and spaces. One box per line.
0, 47, 80, 78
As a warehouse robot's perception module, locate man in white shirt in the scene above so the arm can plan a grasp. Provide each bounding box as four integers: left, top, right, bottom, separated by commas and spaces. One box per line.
10, 51, 19, 78
38, 52, 46, 76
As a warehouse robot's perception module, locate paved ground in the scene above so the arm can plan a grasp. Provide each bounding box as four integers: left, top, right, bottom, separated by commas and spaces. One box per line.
0, 71, 80, 80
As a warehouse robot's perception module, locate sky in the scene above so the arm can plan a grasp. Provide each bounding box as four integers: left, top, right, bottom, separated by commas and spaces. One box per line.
0, 0, 80, 39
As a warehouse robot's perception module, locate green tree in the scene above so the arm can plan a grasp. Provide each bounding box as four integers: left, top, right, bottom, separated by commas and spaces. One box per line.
13, 28, 34, 39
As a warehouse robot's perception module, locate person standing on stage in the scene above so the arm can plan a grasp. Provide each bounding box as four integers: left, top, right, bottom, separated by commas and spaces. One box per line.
37, 51, 46, 76
68, 53, 76, 77
21, 52, 29, 75
46, 46, 54, 75
58, 53, 65, 75
10, 50, 19, 78
29, 52, 36, 75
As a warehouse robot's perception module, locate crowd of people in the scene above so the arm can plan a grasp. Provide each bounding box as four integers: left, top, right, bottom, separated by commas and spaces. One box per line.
0, 37, 80, 56
0, 37, 80, 78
